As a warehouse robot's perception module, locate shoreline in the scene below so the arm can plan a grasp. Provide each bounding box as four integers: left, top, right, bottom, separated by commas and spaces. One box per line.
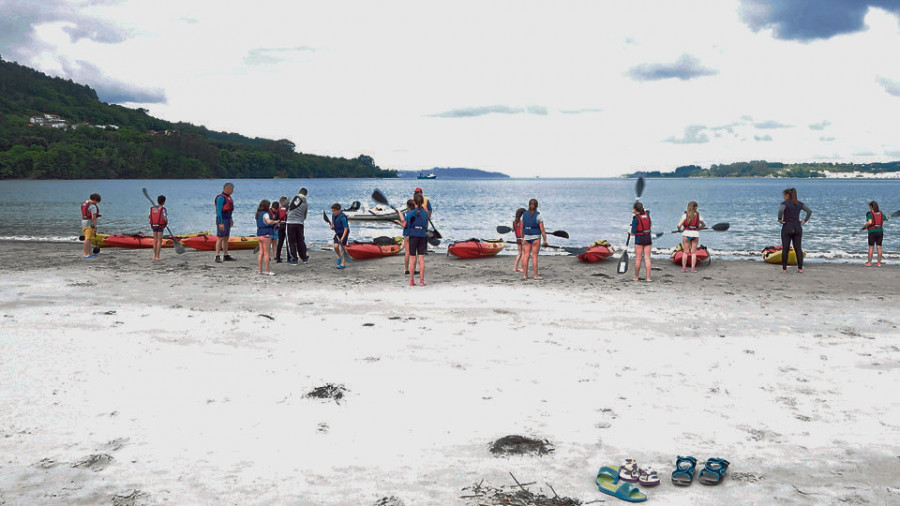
1, 241, 898, 505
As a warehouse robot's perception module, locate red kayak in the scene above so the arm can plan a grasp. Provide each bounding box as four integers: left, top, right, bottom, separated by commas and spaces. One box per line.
180, 234, 259, 251
447, 239, 505, 259
671, 244, 710, 265
576, 240, 615, 263
99, 234, 183, 249
345, 240, 403, 260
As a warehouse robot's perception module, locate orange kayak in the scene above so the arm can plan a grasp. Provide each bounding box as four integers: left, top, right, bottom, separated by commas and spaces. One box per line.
670, 244, 710, 265
180, 234, 259, 251
89, 231, 208, 247
576, 240, 615, 263
447, 239, 505, 259
345, 240, 403, 260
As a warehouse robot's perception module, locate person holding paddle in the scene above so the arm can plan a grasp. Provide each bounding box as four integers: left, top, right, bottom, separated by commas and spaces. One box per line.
414, 187, 433, 216
512, 208, 526, 273
330, 203, 350, 269
275, 196, 288, 263
676, 201, 705, 273
629, 202, 652, 282
521, 199, 548, 280
80, 193, 101, 259
214, 182, 235, 263
397, 193, 429, 285
255, 199, 277, 275
149, 195, 167, 261
864, 200, 888, 266
396, 199, 416, 275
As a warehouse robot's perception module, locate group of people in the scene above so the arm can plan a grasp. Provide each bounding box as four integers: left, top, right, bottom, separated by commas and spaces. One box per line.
79, 185, 890, 281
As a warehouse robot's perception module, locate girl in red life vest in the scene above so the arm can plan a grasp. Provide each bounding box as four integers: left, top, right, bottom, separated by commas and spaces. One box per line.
81, 193, 101, 258
676, 200, 705, 273
149, 195, 167, 261
395, 199, 417, 276
521, 199, 548, 280
512, 207, 526, 273
864, 200, 888, 266
630, 202, 652, 282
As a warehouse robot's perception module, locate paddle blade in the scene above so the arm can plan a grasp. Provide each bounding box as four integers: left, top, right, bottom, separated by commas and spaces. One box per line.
635, 177, 645, 199
617, 251, 629, 274
891, 209, 900, 218
92, 246, 101, 254
430, 226, 442, 239
427, 235, 441, 247
174, 239, 186, 254
372, 189, 389, 206
551, 230, 569, 239
141, 187, 154, 205
563, 247, 588, 255
322, 210, 331, 224
497, 225, 513, 234
711, 222, 730, 231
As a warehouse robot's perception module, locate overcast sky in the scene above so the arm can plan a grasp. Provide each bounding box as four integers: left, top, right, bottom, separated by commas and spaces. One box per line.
3, 0, 900, 177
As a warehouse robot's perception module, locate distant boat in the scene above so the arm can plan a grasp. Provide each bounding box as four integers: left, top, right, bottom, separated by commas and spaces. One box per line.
417, 172, 437, 179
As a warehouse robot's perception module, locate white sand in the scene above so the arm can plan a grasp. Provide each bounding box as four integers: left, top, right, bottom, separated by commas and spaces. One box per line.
1, 242, 899, 505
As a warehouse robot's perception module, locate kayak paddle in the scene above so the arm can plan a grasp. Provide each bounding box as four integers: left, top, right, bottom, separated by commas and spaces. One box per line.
891, 209, 900, 218
141, 188, 185, 254
667, 222, 731, 234
617, 176, 643, 274
496, 225, 569, 238
374, 188, 441, 246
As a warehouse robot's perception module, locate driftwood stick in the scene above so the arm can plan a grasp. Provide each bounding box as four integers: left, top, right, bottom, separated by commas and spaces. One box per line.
509, 472, 529, 493
545, 482, 560, 499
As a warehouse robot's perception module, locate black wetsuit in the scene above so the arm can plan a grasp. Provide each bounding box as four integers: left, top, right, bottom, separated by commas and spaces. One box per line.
778, 200, 812, 269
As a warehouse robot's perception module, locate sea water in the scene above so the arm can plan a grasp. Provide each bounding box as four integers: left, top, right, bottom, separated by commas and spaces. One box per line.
0, 178, 897, 261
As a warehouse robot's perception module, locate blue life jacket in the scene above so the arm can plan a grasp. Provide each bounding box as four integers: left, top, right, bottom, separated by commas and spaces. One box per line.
406, 209, 428, 238
256, 211, 275, 236
522, 210, 541, 235
333, 212, 349, 237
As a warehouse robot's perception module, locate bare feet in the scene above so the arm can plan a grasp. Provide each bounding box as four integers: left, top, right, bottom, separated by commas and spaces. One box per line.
533, 275, 541, 280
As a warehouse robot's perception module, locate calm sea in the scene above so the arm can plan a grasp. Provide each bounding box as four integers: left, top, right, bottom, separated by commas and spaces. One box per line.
1, 178, 897, 261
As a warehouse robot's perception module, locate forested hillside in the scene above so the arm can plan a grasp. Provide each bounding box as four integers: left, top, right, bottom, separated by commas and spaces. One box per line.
0, 57, 396, 179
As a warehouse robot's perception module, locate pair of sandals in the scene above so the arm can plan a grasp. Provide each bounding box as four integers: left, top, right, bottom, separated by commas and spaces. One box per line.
618, 458, 659, 487
672, 456, 730, 486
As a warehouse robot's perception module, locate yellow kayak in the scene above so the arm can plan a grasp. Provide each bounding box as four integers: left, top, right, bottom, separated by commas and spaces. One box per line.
762, 245, 805, 265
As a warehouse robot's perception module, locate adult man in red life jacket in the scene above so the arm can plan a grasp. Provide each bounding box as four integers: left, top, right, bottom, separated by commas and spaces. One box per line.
149, 195, 167, 261
215, 182, 235, 263
80, 193, 101, 258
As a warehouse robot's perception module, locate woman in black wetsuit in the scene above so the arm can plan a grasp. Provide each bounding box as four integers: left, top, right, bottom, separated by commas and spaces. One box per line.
777, 188, 812, 273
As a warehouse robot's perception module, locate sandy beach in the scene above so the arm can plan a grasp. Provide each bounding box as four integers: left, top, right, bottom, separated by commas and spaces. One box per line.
1, 241, 898, 505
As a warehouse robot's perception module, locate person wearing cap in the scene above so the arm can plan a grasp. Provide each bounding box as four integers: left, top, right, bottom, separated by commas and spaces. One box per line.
413, 187, 433, 217
285, 188, 309, 264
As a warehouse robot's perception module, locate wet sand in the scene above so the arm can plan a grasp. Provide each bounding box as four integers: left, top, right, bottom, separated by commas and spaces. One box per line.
1, 241, 898, 505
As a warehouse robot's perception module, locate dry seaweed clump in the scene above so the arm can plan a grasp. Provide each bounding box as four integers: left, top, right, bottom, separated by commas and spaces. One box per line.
490, 435, 555, 456
306, 384, 348, 403
460, 479, 580, 506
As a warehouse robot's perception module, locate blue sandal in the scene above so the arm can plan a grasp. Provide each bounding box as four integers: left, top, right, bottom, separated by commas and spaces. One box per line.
699, 458, 730, 485
671, 456, 697, 486
596, 466, 647, 502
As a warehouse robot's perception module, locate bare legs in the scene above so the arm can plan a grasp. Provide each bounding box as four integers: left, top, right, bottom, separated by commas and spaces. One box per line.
634, 244, 651, 282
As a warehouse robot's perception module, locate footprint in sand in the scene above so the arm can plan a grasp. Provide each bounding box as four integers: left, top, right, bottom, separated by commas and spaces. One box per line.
71, 453, 114, 472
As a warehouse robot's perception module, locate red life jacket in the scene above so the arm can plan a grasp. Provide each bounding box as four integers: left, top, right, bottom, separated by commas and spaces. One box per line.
149, 205, 167, 227
216, 193, 234, 212
81, 200, 97, 220
635, 213, 651, 235
868, 211, 884, 230
278, 207, 287, 225
683, 213, 700, 231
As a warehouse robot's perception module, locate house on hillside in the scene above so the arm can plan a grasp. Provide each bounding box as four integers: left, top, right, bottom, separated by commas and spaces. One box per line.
29, 113, 68, 129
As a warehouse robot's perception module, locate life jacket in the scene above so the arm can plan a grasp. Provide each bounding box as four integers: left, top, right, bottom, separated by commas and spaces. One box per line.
216, 193, 234, 213
421, 196, 431, 214
522, 210, 540, 235
333, 211, 349, 236
634, 213, 651, 236
278, 207, 287, 225
256, 211, 275, 235
407, 209, 428, 237
149, 205, 167, 227
80, 200, 96, 220
868, 211, 884, 231
513, 221, 523, 238
683, 213, 700, 231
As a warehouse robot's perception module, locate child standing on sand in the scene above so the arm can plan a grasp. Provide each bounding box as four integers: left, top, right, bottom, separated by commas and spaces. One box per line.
396, 199, 416, 275
255, 200, 277, 276
330, 203, 350, 269
149, 195, 167, 261
630, 202, 652, 282
397, 194, 429, 285
520, 199, 548, 280
80, 193, 101, 259
864, 200, 888, 266
513, 208, 526, 272
676, 201, 705, 273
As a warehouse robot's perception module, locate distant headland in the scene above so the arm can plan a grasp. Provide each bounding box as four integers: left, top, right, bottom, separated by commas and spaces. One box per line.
396, 167, 510, 179
624, 160, 900, 179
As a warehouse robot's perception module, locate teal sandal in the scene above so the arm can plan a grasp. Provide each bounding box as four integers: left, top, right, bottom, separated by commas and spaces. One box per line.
671, 456, 697, 486
596, 466, 647, 502
699, 458, 730, 485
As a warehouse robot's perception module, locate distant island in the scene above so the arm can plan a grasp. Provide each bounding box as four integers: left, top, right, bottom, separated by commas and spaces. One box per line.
625, 160, 900, 179
0, 57, 396, 180
396, 167, 510, 179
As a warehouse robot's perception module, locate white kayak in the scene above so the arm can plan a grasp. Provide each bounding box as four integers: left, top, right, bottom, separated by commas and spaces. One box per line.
343, 204, 406, 221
